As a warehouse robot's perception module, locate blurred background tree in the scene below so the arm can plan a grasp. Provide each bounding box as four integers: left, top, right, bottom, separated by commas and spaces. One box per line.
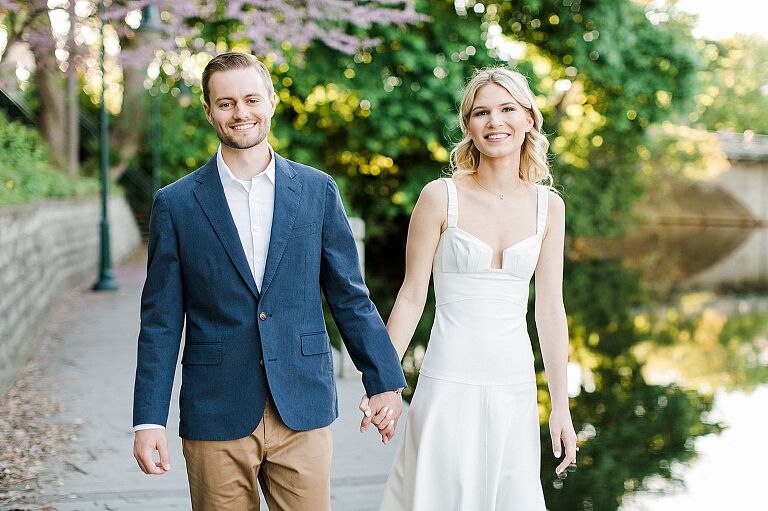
695, 34, 768, 134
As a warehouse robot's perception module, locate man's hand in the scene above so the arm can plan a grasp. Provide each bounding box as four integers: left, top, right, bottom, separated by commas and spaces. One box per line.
359, 391, 403, 445
133, 429, 171, 474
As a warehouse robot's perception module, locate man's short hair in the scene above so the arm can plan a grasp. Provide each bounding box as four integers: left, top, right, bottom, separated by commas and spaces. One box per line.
202, 52, 274, 105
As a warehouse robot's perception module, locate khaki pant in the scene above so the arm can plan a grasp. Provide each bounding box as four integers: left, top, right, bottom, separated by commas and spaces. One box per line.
182, 397, 332, 511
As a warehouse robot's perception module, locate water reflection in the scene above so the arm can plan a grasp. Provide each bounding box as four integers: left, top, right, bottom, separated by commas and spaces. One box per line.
574, 225, 767, 293
620, 386, 768, 510
389, 258, 768, 510
533, 261, 724, 511
633, 295, 768, 393
363, 219, 767, 510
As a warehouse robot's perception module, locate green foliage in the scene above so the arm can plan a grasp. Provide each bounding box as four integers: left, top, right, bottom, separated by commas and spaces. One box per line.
151, 91, 220, 184
269, 0, 498, 231
263, 0, 702, 239
152, 1, 703, 241
154, 0, 499, 233
0, 112, 99, 205
638, 124, 729, 183
489, 0, 702, 237
125, 84, 220, 217
697, 34, 768, 134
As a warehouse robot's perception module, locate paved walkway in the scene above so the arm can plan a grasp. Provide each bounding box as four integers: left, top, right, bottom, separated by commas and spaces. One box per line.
19, 251, 406, 511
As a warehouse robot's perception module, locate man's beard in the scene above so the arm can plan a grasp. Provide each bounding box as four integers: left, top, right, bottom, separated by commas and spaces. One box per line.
215, 122, 268, 150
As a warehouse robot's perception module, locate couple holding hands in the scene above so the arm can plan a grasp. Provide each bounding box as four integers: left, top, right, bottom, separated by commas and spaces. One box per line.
132, 52, 577, 510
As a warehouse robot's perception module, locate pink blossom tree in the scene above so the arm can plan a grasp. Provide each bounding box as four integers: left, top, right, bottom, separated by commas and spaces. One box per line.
0, 0, 423, 176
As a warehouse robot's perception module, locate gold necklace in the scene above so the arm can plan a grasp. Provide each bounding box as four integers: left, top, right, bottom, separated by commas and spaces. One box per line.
473, 175, 506, 200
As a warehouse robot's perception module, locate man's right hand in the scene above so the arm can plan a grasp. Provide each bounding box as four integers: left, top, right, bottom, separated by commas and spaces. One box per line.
359, 392, 402, 445
133, 428, 171, 474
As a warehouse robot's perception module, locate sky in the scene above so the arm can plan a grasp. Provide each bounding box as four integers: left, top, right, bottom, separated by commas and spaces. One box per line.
675, 0, 768, 40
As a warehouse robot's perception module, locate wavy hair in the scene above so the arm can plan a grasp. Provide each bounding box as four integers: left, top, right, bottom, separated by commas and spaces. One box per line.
450, 67, 552, 187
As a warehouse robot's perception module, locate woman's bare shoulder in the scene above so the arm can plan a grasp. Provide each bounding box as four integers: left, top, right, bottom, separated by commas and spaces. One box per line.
417, 179, 449, 207
545, 188, 565, 216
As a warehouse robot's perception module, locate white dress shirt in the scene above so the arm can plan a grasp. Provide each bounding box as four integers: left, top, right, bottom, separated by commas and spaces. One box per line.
216, 144, 276, 290
134, 145, 276, 432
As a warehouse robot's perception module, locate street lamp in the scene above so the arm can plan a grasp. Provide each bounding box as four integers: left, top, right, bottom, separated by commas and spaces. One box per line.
136, 2, 166, 195
92, 0, 118, 291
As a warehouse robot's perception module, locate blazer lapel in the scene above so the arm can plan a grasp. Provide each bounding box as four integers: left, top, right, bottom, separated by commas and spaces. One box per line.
260, 154, 302, 297
193, 156, 260, 299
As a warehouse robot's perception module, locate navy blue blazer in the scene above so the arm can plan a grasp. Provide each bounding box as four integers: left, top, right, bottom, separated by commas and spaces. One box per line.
132, 153, 406, 441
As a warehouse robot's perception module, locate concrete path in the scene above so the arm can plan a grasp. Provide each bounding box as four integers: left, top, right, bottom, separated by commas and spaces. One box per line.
17, 251, 406, 511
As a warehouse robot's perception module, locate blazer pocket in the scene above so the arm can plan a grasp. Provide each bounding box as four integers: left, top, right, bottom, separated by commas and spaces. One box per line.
182, 341, 223, 365
301, 332, 330, 356
289, 223, 318, 239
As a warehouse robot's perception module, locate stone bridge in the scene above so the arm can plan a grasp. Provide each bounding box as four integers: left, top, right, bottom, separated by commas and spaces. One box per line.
715, 131, 768, 225
683, 132, 768, 289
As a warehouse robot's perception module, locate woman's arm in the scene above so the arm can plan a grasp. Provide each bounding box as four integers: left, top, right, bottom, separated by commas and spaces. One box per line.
534, 190, 569, 408
387, 180, 447, 360
359, 180, 446, 442
534, 190, 577, 474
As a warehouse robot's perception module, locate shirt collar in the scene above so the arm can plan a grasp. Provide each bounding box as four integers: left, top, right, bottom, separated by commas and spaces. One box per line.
216, 144, 276, 189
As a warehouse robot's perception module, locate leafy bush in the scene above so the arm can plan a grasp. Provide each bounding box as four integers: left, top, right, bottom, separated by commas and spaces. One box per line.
0, 111, 99, 206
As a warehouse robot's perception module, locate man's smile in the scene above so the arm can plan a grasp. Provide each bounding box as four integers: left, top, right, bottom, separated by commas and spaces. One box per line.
230, 122, 256, 131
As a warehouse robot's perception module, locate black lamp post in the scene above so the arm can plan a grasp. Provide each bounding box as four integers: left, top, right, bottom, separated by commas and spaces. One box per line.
92, 0, 118, 291
136, 3, 166, 195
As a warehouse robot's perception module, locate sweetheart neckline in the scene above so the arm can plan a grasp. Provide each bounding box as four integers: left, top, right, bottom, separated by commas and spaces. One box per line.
444, 226, 541, 254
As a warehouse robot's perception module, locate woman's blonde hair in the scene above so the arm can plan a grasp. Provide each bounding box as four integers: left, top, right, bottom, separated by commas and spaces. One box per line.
450, 67, 552, 187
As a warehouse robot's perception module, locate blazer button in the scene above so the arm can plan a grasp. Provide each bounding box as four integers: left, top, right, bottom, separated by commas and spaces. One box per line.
259, 312, 267, 321
259, 359, 264, 367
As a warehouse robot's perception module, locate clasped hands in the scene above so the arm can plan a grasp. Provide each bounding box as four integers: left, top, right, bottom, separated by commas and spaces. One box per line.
358, 391, 403, 445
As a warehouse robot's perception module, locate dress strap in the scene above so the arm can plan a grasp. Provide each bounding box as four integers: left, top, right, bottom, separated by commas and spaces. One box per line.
536, 184, 549, 235
441, 178, 459, 228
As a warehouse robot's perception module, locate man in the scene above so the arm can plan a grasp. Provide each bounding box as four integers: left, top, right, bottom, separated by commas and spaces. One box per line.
132, 52, 406, 510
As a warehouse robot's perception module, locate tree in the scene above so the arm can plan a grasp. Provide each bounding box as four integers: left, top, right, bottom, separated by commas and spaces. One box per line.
696, 34, 768, 134
107, 0, 423, 176
149, 0, 497, 225
0, 0, 72, 169
0, 0, 423, 175
487, 0, 701, 237
271, 0, 498, 228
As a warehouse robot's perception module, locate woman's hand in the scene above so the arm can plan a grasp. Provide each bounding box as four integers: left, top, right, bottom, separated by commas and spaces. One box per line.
549, 406, 578, 475
359, 394, 398, 444
359, 394, 372, 432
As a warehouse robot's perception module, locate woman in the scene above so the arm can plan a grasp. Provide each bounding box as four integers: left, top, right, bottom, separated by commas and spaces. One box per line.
362, 67, 578, 510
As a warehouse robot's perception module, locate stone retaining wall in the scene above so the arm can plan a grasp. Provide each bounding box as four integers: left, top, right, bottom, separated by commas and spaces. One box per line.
0, 196, 141, 395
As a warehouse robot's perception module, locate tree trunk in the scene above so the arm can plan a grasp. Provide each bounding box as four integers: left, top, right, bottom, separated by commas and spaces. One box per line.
66, 64, 79, 178
36, 51, 67, 167
0, 41, 29, 98
32, 13, 67, 168
65, 0, 79, 178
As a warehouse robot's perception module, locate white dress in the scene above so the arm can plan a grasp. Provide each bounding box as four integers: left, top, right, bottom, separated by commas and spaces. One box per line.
380, 178, 548, 511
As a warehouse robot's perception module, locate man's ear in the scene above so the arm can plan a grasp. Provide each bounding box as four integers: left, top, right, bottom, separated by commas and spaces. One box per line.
270, 93, 278, 115
202, 102, 213, 125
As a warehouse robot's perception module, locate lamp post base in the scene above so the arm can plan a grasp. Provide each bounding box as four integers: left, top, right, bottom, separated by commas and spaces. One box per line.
92, 218, 118, 292
92, 274, 119, 291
